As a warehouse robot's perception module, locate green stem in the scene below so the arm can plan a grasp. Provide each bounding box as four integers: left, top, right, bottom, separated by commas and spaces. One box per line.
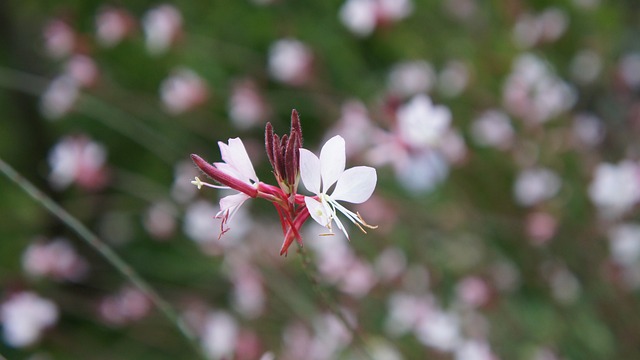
296, 245, 374, 360
0, 157, 206, 360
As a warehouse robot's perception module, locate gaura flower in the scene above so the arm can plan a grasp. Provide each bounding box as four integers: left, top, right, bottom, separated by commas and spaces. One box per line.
191, 110, 378, 255
299, 135, 377, 239
191, 138, 259, 237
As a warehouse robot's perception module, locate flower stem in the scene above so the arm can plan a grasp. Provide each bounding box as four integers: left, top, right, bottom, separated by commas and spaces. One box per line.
296, 246, 374, 360
0, 157, 206, 359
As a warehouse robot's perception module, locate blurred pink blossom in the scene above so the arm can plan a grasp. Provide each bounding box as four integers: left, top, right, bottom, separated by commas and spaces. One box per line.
43, 19, 75, 59
95, 7, 135, 47
142, 4, 182, 55
48, 135, 109, 190
456, 276, 491, 308
438, 60, 470, 98
226, 260, 265, 318
388, 60, 435, 97
98, 286, 151, 326
201, 311, 239, 360
143, 201, 177, 239
65, 55, 99, 87
415, 309, 462, 352
513, 168, 561, 206
572, 113, 605, 147
160, 68, 208, 114
470, 110, 514, 150
374, 247, 407, 282
1, 292, 58, 347
228, 79, 268, 129
454, 339, 497, 360
339, 0, 413, 37
40, 75, 79, 119
619, 53, 640, 89
268, 39, 313, 86
22, 237, 89, 282
397, 94, 452, 148
327, 100, 377, 157
513, 8, 568, 48
503, 54, 576, 123
525, 211, 558, 246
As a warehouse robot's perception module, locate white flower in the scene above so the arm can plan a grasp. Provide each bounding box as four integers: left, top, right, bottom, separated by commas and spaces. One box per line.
299, 135, 377, 239
216, 139, 258, 223
1, 292, 58, 347
589, 161, 640, 217
397, 95, 452, 148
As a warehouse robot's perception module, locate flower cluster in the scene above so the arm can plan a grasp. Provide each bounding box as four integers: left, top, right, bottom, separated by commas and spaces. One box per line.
191, 110, 377, 255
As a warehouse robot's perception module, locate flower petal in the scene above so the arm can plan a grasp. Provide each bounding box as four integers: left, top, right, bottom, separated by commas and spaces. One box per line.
299, 148, 321, 194
305, 196, 331, 227
218, 192, 250, 216
220, 138, 258, 183
331, 166, 377, 203
320, 135, 346, 191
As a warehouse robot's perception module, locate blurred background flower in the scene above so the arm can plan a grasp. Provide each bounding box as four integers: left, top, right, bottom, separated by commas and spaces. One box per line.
1, 0, 640, 359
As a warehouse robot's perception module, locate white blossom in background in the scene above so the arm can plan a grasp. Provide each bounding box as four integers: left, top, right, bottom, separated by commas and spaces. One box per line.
40, 75, 79, 120
160, 68, 208, 114
309, 313, 353, 360
339, 0, 413, 36
570, 49, 603, 84
171, 161, 200, 203
201, 311, 239, 360
589, 161, 640, 217
619, 53, 640, 88
608, 224, 640, 266
513, 8, 568, 48
268, 39, 313, 86
471, 110, 514, 150
95, 7, 134, 47
388, 60, 435, 97
572, 113, 605, 147
327, 100, 376, 157
226, 260, 265, 318
142, 4, 182, 55
339, 0, 377, 36
22, 238, 89, 282
228, 79, 268, 129
1, 292, 58, 347
513, 168, 561, 206
48, 135, 108, 190
454, 339, 496, 360
503, 54, 576, 123
438, 60, 469, 97
415, 309, 462, 352
43, 19, 75, 59
385, 292, 434, 336
143, 201, 177, 239
65, 55, 99, 87
374, 247, 407, 282
397, 94, 452, 148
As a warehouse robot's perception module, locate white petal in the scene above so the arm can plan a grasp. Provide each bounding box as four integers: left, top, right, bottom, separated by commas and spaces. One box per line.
320, 135, 346, 191
305, 197, 330, 227
225, 138, 258, 183
331, 166, 377, 203
218, 192, 250, 215
299, 148, 322, 194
